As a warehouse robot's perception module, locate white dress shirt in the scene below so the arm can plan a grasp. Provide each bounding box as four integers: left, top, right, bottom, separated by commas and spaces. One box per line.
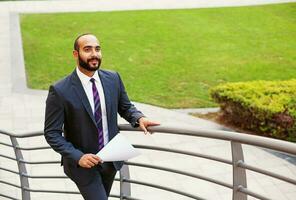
76, 67, 109, 145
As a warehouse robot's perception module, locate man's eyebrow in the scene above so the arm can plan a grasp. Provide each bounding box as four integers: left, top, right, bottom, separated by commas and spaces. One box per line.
82, 45, 101, 49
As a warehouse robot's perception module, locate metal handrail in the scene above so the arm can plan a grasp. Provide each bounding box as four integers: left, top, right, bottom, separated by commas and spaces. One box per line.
1, 124, 296, 153
237, 186, 270, 200
123, 178, 205, 200
237, 161, 296, 185
125, 161, 232, 189
119, 125, 296, 155
0, 124, 296, 200
133, 144, 232, 164
0, 193, 19, 200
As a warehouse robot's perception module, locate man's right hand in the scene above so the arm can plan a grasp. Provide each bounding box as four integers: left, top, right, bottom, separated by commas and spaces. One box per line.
78, 154, 102, 168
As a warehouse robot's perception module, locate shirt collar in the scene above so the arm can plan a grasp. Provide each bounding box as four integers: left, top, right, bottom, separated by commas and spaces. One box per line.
76, 67, 100, 86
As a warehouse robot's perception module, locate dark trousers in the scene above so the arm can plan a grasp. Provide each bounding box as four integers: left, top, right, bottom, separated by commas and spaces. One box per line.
76, 162, 117, 200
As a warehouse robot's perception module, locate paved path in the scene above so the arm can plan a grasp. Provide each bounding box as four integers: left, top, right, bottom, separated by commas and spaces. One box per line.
0, 0, 296, 200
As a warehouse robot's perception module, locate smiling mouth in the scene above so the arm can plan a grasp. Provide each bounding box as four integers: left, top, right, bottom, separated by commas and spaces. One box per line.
89, 59, 99, 66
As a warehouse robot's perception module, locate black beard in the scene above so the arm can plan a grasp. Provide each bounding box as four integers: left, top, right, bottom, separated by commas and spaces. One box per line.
78, 54, 101, 71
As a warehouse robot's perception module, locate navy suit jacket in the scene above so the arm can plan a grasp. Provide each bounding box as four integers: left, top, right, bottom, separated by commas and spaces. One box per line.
44, 69, 144, 186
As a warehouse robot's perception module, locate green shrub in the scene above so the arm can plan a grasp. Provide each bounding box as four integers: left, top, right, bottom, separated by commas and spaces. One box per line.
210, 80, 296, 141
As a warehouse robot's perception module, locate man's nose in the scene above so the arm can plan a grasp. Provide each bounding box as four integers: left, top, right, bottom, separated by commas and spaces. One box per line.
91, 49, 98, 56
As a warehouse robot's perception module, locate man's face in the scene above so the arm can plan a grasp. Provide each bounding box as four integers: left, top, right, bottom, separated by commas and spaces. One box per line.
74, 35, 102, 71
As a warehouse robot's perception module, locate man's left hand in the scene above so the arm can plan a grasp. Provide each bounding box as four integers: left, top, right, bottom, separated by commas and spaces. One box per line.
138, 117, 160, 134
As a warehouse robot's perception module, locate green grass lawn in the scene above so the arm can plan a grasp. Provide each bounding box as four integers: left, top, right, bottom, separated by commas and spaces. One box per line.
20, 3, 296, 108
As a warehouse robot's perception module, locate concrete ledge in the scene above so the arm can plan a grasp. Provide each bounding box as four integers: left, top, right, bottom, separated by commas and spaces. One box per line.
10, 12, 48, 96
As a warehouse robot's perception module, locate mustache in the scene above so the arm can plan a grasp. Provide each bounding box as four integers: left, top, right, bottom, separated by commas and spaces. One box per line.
87, 57, 100, 62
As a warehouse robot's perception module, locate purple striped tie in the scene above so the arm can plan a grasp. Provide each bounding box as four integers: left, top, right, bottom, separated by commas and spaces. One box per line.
90, 78, 104, 151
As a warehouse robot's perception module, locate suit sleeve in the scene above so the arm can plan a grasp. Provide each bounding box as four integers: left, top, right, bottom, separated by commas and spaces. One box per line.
44, 85, 83, 164
116, 72, 145, 127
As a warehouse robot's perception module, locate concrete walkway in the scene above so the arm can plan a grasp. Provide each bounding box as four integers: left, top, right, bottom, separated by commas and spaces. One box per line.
0, 0, 296, 200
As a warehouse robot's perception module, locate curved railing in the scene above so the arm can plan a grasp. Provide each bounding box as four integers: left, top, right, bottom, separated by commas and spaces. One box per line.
0, 124, 296, 200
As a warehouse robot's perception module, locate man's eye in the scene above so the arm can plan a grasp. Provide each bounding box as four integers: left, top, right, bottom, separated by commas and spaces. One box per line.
96, 48, 101, 52
84, 48, 91, 52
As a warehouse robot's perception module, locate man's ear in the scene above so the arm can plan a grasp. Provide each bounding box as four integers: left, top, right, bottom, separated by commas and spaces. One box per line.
73, 50, 78, 58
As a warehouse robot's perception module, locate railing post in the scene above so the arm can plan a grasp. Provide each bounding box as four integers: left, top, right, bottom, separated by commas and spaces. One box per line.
10, 136, 31, 200
120, 164, 131, 200
231, 141, 247, 200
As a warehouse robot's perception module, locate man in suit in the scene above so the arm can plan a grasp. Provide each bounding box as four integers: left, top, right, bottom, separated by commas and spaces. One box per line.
44, 33, 159, 200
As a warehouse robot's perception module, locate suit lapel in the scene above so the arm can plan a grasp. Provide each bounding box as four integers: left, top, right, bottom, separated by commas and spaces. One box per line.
70, 70, 97, 126
98, 70, 112, 127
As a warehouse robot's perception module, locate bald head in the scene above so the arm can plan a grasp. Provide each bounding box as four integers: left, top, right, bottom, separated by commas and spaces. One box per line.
74, 33, 98, 51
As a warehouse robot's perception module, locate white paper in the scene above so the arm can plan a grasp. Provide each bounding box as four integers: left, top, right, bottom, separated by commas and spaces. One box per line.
96, 134, 141, 162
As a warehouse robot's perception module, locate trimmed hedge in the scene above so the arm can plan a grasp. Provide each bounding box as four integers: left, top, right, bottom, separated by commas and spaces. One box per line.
210, 80, 296, 141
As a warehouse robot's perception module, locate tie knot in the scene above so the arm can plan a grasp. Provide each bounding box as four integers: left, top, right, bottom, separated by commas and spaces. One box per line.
90, 78, 95, 83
